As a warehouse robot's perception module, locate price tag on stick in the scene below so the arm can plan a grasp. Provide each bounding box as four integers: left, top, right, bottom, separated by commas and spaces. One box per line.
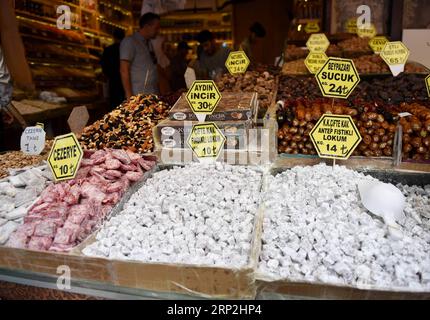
305, 21, 320, 34
48, 133, 83, 182
357, 23, 377, 38
380, 41, 410, 77
315, 57, 361, 99
369, 36, 389, 54
225, 51, 250, 75
345, 18, 358, 34
305, 52, 328, 74
310, 114, 362, 160
186, 80, 221, 122
20, 126, 46, 155
306, 33, 330, 53
187, 122, 226, 161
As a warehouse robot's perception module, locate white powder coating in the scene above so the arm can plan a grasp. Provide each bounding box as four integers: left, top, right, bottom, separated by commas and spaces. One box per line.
83, 163, 262, 268
258, 163, 430, 291
0, 165, 54, 245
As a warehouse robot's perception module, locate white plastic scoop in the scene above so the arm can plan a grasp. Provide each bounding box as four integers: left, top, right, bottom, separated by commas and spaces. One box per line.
358, 180, 406, 240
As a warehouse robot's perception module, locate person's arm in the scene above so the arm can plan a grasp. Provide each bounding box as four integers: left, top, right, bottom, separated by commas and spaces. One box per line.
119, 37, 135, 99
120, 60, 133, 99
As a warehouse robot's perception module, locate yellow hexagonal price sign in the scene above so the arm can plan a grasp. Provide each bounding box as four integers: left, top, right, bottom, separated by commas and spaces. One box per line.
306, 33, 330, 53
310, 114, 362, 160
380, 41, 410, 66
345, 18, 357, 34
186, 80, 222, 116
187, 122, 226, 159
315, 57, 360, 99
357, 23, 377, 38
48, 133, 83, 182
305, 52, 328, 74
426, 75, 430, 97
380, 41, 410, 76
225, 51, 250, 75
368, 36, 389, 54
305, 21, 320, 34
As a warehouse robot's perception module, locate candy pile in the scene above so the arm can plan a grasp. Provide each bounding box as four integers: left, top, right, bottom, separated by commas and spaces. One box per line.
83, 163, 262, 267
259, 164, 430, 291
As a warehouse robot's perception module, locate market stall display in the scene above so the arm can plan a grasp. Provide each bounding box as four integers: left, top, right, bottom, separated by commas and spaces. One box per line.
0, 165, 54, 245
282, 55, 429, 76
83, 163, 262, 267
258, 163, 430, 291
0, 141, 53, 179
6, 149, 156, 252
216, 70, 277, 119
80, 95, 170, 153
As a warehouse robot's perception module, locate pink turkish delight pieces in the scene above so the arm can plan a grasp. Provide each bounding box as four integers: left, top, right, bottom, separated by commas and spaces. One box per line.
6, 232, 28, 248
102, 192, 121, 205
52, 227, 76, 245
120, 163, 138, 172
28, 236, 52, 251
112, 149, 132, 164
103, 170, 122, 180
34, 220, 57, 237
137, 158, 155, 171
125, 170, 143, 182
106, 181, 124, 193
105, 159, 121, 170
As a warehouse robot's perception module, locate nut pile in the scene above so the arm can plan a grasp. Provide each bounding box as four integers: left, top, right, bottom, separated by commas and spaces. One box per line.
216, 70, 276, 117
277, 74, 429, 105
354, 55, 428, 75
0, 141, 53, 179
80, 95, 170, 153
277, 99, 396, 157
398, 103, 430, 161
83, 163, 262, 267
259, 164, 430, 291
338, 37, 373, 58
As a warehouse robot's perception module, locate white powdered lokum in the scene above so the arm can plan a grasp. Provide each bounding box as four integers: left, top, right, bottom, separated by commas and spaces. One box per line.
0, 165, 54, 244
83, 163, 262, 268
258, 163, 430, 291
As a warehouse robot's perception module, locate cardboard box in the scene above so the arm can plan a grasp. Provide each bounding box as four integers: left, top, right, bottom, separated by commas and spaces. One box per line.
168, 92, 258, 122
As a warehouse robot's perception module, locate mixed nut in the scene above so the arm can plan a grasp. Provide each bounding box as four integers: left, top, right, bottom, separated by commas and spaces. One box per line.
80, 95, 170, 153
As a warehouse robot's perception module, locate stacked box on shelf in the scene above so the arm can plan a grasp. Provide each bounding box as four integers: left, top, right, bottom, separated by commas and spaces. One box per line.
154, 92, 258, 153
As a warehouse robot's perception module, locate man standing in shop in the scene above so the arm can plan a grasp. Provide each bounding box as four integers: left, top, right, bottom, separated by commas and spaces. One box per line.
120, 12, 160, 98
101, 29, 125, 110
0, 43, 14, 151
240, 22, 266, 63
194, 30, 231, 80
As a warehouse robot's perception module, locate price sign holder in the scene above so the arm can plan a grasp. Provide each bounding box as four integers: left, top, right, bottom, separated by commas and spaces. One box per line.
48, 133, 83, 182
368, 36, 389, 54
185, 80, 222, 122
187, 122, 226, 162
305, 21, 320, 34
380, 41, 410, 77
225, 51, 250, 75
306, 33, 330, 53
310, 114, 362, 162
20, 126, 46, 155
357, 23, 377, 38
315, 57, 360, 99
